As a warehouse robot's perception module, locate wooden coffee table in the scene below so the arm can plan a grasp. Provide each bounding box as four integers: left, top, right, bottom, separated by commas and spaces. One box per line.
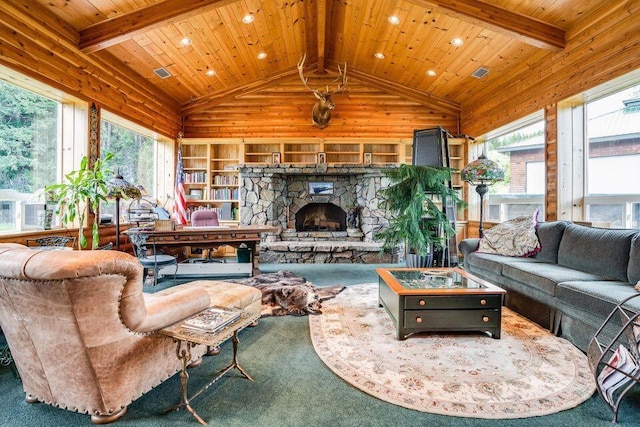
376, 267, 506, 340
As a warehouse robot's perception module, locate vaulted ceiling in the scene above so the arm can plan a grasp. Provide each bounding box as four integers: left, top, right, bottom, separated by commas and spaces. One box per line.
33, 0, 608, 116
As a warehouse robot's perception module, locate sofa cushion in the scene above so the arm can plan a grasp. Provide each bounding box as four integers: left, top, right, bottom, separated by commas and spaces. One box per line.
533, 221, 569, 264
557, 224, 637, 282
556, 281, 640, 320
477, 211, 541, 257
466, 252, 542, 275
627, 234, 640, 285
502, 261, 610, 296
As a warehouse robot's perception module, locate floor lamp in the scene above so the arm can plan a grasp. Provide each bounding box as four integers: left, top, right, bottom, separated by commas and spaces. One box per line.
107, 173, 140, 250
461, 153, 504, 238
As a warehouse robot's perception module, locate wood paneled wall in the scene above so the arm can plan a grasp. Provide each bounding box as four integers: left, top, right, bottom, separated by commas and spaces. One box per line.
183, 74, 459, 139
460, 2, 640, 137
0, 0, 181, 139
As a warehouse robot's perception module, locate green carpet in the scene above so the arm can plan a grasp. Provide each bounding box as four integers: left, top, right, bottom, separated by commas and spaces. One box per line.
0, 263, 638, 426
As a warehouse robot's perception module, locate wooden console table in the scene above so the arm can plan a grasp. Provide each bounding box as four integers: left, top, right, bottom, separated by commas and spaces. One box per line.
124, 225, 277, 275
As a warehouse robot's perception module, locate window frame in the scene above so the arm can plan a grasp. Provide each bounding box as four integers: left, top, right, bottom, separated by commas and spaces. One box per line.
557, 70, 640, 227
473, 111, 546, 224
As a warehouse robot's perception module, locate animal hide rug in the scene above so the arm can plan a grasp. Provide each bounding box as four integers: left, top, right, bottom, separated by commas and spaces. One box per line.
228, 270, 345, 317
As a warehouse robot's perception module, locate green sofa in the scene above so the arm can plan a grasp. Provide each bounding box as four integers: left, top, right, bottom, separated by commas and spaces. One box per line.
460, 222, 640, 352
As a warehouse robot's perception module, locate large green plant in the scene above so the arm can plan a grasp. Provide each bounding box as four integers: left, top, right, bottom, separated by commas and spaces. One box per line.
377, 164, 464, 257
46, 153, 114, 249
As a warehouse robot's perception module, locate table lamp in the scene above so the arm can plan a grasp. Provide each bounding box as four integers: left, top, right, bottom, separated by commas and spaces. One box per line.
461, 152, 504, 237
107, 172, 141, 250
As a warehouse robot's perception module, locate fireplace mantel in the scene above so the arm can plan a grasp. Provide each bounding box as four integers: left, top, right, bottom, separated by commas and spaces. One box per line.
238, 163, 396, 176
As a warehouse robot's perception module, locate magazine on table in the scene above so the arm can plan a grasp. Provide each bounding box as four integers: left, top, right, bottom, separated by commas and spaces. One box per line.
597, 344, 639, 404
182, 307, 242, 333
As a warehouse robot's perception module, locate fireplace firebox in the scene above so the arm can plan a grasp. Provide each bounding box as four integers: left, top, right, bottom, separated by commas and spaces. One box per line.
295, 203, 347, 232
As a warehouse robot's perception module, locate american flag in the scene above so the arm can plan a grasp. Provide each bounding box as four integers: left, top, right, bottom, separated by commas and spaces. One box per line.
172, 145, 188, 225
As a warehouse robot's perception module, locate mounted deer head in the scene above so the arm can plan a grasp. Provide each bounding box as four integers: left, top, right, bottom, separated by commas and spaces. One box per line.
297, 54, 348, 129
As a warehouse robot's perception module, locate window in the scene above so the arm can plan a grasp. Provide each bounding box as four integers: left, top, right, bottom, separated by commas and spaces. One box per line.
585, 83, 640, 228
0, 80, 61, 232
99, 113, 158, 223
483, 118, 545, 222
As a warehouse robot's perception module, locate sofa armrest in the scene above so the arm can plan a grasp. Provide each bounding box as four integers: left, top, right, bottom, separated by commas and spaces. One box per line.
459, 238, 481, 257
134, 288, 211, 333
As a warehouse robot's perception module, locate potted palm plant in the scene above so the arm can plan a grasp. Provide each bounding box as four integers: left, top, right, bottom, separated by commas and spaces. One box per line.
46, 153, 115, 249
376, 164, 464, 267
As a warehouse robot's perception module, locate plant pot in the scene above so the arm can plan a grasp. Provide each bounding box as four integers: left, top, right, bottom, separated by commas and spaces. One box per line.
406, 252, 433, 268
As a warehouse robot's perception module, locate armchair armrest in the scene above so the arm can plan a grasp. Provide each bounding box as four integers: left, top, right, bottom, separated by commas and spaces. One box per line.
134, 288, 211, 333
459, 238, 481, 257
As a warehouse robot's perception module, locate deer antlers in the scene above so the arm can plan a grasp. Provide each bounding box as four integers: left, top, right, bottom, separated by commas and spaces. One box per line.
297, 54, 348, 128
297, 54, 348, 95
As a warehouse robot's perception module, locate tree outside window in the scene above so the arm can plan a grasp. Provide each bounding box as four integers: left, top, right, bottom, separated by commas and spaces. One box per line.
99, 120, 156, 223
0, 80, 60, 232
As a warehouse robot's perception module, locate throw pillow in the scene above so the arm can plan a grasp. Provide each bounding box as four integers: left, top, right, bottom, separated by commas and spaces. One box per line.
477, 210, 541, 257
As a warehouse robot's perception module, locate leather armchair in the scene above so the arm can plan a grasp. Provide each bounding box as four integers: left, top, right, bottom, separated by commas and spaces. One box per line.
0, 243, 261, 424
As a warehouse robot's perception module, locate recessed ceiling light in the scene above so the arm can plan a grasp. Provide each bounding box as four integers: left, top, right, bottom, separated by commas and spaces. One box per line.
205, 69, 216, 76
242, 14, 254, 24
180, 37, 192, 46
451, 38, 464, 47
388, 15, 400, 25
374, 52, 385, 59
257, 52, 267, 59
426, 70, 437, 77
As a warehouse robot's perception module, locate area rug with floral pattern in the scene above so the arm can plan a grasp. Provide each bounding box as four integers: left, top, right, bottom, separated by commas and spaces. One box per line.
309, 283, 596, 419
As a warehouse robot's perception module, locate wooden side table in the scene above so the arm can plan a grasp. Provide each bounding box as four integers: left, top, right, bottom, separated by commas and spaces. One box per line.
160, 310, 260, 425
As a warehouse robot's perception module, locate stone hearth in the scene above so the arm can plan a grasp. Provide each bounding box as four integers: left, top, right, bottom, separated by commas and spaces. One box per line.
238, 163, 397, 263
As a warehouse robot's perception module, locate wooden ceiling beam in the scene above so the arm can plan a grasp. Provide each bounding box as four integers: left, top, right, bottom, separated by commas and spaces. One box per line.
79, 0, 238, 53
316, 0, 329, 74
406, 0, 565, 50
184, 59, 462, 116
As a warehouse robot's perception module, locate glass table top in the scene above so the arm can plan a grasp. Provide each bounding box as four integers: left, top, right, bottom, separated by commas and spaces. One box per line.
387, 269, 485, 290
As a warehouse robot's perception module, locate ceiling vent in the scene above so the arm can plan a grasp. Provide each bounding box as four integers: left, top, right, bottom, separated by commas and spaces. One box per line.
471, 67, 490, 79
153, 67, 172, 79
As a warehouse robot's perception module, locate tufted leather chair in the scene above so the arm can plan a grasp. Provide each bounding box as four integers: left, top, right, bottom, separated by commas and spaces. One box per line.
0, 243, 261, 424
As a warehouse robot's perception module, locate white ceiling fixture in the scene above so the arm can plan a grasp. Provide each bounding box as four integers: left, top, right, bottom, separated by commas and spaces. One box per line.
374, 52, 385, 59
242, 14, 254, 24
205, 69, 216, 76
426, 70, 437, 77
257, 52, 267, 59
451, 38, 464, 47
388, 16, 400, 25
180, 37, 192, 46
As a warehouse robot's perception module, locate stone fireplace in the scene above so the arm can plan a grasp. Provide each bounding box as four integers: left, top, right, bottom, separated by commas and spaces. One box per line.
238, 163, 397, 263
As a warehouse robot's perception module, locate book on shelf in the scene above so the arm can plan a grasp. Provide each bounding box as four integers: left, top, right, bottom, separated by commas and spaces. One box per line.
597, 344, 639, 405
182, 307, 241, 333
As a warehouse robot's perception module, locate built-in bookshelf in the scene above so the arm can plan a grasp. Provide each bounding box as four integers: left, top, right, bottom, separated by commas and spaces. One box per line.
181, 139, 242, 224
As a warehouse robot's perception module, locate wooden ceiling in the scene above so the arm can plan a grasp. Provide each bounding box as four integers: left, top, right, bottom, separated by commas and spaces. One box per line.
32, 0, 607, 116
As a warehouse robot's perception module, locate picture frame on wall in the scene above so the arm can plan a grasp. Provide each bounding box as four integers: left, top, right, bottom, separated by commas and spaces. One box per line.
272, 152, 281, 164
317, 152, 326, 164
308, 181, 334, 195
363, 152, 372, 164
